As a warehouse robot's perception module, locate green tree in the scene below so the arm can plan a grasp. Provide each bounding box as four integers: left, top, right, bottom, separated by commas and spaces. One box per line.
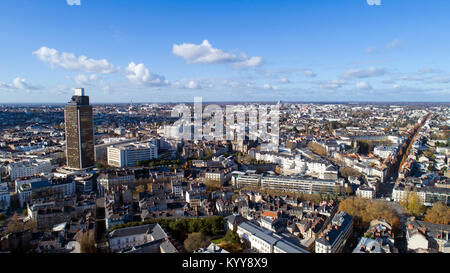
224, 230, 240, 244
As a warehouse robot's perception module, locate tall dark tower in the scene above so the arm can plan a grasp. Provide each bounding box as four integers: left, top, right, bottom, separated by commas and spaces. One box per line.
64, 88, 95, 170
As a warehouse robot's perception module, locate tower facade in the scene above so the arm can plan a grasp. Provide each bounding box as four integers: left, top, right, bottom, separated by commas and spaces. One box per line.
64, 88, 95, 170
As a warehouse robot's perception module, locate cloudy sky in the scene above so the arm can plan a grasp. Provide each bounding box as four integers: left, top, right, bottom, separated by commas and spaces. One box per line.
0, 0, 449, 103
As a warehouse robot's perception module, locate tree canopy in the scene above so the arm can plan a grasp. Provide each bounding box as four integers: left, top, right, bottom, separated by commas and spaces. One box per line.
424, 202, 450, 225
338, 197, 400, 230
400, 191, 426, 217
184, 232, 211, 253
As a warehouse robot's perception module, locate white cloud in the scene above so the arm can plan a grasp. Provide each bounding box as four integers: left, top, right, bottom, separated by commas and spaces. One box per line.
126, 62, 169, 86
172, 40, 263, 69
186, 81, 200, 89
365, 39, 404, 55
303, 70, 317, 78
399, 75, 427, 82
365, 47, 379, 55
234, 56, 264, 69
432, 76, 450, 84
342, 67, 387, 79
418, 68, 439, 74
263, 84, 279, 91
171, 79, 206, 90
385, 39, 403, 50
33, 46, 118, 74
0, 82, 10, 91
356, 81, 372, 90
320, 80, 345, 90
75, 74, 99, 85
278, 77, 290, 84
66, 0, 81, 5
0, 77, 40, 91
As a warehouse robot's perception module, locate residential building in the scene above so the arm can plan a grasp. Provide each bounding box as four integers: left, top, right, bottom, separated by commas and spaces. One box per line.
8, 159, 52, 180
236, 221, 309, 253
108, 223, 168, 252
107, 142, 158, 168
406, 217, 450, 253
353, 219, 396, 253
356, 184, 376, 199
315, 211, 353, 253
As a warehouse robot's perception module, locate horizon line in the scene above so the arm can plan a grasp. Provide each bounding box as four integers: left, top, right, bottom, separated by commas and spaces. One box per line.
0, 101, 449, 105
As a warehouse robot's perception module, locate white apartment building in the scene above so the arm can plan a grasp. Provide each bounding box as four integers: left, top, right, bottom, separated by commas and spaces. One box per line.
353, 162, 386, 182
356, 184, 376, 199
261, 176, 342, 195
393, 186, 450, 206
171, 181, 184, 198
8, 159, 52, 180
374, 146, 396, 159
236, 221, 308, 253
107, 142, 158, 168
205, 171, 225, 184
232, 171, 343, 195
255, 152, 337, 179
231, 171, 262, 188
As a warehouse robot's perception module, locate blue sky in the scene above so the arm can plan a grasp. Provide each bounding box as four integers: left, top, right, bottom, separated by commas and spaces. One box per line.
0, 0, 449, 103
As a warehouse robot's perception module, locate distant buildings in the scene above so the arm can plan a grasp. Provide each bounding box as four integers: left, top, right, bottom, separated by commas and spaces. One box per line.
17, 177, 76, 207
374, 146, 396, 160
107, 142, 158, 168
393, 182, 450, 206
8, 159, 52, 180
94, 138, 138, 162
64, 88, 95, 170
406, 217, 450, 253
315, 211, 353, 253
231, 171, 344, 195
27, 202, 72, 230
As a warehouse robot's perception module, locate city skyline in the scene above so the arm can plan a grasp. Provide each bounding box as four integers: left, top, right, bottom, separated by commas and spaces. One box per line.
1, 0, 450, 103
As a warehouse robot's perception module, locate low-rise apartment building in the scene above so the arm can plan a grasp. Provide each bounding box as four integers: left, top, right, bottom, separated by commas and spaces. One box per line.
236, 221, 309, 253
